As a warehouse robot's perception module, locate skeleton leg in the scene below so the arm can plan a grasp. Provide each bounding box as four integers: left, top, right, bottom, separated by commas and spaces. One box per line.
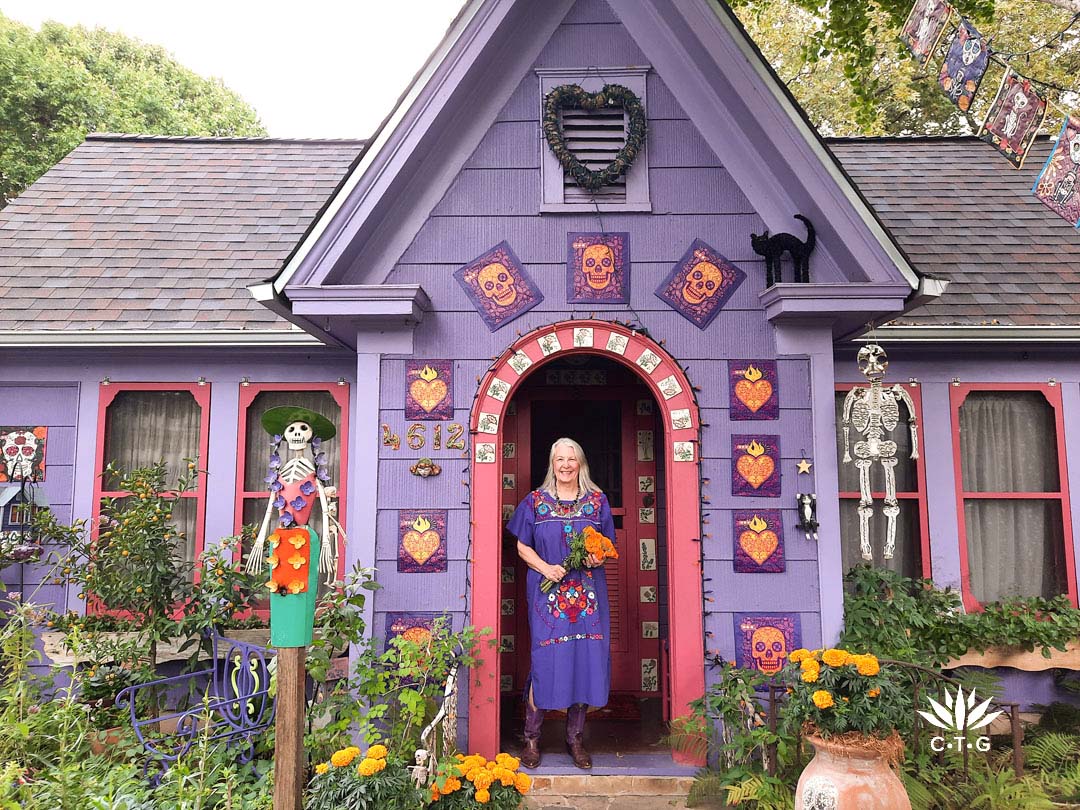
855, 458, 874, 560
881, 457, 900, 560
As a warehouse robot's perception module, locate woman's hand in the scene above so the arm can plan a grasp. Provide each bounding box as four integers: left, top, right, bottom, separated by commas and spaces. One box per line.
542, 563, 567, 582
585, 553, 604, 568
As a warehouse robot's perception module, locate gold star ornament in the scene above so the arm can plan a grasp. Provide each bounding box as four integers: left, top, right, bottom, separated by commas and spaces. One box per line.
797, 458, 813, 475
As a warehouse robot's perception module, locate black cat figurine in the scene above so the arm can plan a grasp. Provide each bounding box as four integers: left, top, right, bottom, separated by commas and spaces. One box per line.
750, 214, 816, 286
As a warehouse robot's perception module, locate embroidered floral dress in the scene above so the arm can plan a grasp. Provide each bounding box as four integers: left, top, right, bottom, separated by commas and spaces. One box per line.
507, 489, 616, 709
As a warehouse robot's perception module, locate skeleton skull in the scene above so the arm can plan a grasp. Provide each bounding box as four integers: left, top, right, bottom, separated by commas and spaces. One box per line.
750, 626, 787, 673
1070, 135, 1080, 165
477, 262, 517, 307
1053, 171, 1077, 205
581, 244, 615, 290
960, 35, 981, 66
1, 430, 38, 480
284, 421, 313, 452
857, 344, 889, 382
681, 261, 723, 306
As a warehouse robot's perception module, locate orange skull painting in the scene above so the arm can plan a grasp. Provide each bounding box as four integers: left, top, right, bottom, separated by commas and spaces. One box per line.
656, 239, 745, 329
567, 232, 629, 302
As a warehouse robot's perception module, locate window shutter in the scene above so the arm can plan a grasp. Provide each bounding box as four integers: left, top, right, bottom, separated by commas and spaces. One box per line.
560, 106, 628, 203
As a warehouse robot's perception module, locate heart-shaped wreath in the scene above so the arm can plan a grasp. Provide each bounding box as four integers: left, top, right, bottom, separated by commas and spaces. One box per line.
542, 83, 647, 193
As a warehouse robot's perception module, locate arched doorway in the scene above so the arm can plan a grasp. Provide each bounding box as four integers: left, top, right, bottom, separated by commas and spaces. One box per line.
468, 320, 704, 760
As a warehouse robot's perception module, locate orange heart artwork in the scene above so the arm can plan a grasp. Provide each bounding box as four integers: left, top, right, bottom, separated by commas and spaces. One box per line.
403, 528, 440, 565
406, 361, 453, 420
401, 626, 433, 645
739, 528, 779, 565
730, 362, 779, 420
399, 511, 447, 572
734, 511, 784, 571
733, 437, 780, 496
734, 379, 773, 413
736, 454, 775, 489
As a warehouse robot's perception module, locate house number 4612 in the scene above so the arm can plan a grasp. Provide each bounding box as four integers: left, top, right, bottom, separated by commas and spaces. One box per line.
388, 423, 465, 451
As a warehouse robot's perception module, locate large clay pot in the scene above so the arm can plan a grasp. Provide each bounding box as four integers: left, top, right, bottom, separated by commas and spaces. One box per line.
794, 735, 911, 810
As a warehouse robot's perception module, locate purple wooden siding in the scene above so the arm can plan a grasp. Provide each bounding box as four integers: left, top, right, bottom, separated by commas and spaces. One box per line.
375, 0, 823, 670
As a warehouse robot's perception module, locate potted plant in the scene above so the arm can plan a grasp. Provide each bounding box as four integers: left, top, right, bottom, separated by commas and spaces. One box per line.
783, 648, 911, 810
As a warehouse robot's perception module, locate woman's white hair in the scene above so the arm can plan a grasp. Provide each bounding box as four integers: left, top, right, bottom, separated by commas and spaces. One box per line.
540, 437, 601, 497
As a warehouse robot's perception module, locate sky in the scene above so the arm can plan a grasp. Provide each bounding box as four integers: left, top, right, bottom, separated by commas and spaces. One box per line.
0, 1, 465, 138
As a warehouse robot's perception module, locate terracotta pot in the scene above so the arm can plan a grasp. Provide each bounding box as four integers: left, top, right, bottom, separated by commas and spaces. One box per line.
89, 726, 123, 756
795, 735, 911, 810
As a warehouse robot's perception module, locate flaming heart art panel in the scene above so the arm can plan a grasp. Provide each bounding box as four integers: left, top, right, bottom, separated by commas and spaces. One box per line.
454, 241, 543, 332
733, 510, 785, 573
0, 426, 47, 483
734, 613, 800, 677
655, 239, 745, 330
385, 612, 443, 647
729, 360, 778, 421
732, 435, 781, 497
566, 232, 629, 303
405, 360, 453, 420
397, 509, 448, 573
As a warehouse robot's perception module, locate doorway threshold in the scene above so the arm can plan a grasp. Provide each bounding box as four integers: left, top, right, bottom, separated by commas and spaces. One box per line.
524, 752, 699, 776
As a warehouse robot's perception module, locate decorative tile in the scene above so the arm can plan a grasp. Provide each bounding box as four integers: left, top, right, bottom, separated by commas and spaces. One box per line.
670, 408, 692, 430
734, 613, 801, 676
636, 430, 654, 462
605, 332, 629, 355
506, 401, 517, 416
639, 507, 655, 524
501, 566, 516, 583
635, 348, 662, 374
642, 621, 659, 639
502, 473, 516, 489
636, 399, 654, 416
537, 332, 562, 356
500, 635, 516, 653
508, 351, 532, 376
487, 378, 511, 402
501, 598, 515, 615
454, 241, 543, 331
397, 510, 448, 573
567, 232, 630, 303
638, 476, 654, 493
657, 375, 682, 400
477, 412, 499, 434
733, 510, 785, 573
500, 674, 514, 692
654, 239, 745, 330
640, 585, 657, 603
502, 504, 515, 522
673, 442, 695, 462
732, 435, 781, 497
641, 658, 659, 692
729, 360, 778, 421
405, 361, 453, 421
573, 327, 594, 348
639, 538, 657, 571
475, 443, 497, 463
503, 442, 516, 459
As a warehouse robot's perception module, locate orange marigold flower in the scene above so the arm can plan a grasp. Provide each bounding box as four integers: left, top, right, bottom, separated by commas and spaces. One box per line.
431, 787, 440, 801
868, 688, 881, 698
367, 744, 388, 760
476, 788, 491, 804
789, 648, 812, 664
515, 771, 532, 794
853, 654, 880, 676
812, 690, 835, 709
330, 748, 356, 768
821, 649, 850, 667
356, 757, 379, 777
315, 762, 329, 775
472, 771, 494, 790
495, 753, 520, 770
444, 777, 462, 793
801, 667, 819, 683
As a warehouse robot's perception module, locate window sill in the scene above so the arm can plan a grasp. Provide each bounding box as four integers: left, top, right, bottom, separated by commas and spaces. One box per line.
944, 643, 1080, 672
540, 202, 653, 214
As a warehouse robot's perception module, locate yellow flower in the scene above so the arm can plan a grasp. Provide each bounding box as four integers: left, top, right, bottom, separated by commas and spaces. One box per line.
288, 534, 307, 549
288, 581, 304, 594
801, 667, 819, 683
330, 748, 356, 768
367, 744, 388, 760
799, 657, 818, 671
853, 654, 880, 676
356, 757, 379, 777
315, 762, 329, 775
475, 788, 491, 804
288, 553, 305, 570
515, 771, 532, 794
812, 690, 835, 710
267, 554, 279, 569
788, 648, 812, 664
821, 649, 850, 667
374, 758, 386, 773
345, 746, 360, 757
868, 688, 881, 698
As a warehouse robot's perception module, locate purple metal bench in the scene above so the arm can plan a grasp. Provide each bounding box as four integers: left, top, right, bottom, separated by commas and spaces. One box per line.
115, 632, 275, 781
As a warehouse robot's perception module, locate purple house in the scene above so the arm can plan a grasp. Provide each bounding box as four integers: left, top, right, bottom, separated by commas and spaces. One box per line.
2, 0, 1077, 768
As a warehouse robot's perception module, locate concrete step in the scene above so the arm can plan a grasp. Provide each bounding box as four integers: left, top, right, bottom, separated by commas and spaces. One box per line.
525, 774, 693, 810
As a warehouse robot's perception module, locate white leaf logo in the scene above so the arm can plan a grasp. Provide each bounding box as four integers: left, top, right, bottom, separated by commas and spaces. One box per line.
918, 686, 1003, 733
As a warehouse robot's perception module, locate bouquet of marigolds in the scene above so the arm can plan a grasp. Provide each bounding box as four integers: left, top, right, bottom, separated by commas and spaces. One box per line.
540, 525, 618, 592
430, 752, 531, 808
781, 648, 912, 749
307, 744, 424, 810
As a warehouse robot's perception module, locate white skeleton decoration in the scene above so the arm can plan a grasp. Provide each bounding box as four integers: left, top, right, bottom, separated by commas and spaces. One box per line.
1003, 89, 1029, 139
841, 345, 919, 561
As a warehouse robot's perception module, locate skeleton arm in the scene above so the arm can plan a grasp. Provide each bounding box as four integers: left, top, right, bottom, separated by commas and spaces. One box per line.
895, 385, 920, 460
840, 388, 858, 463
316, 481, 335, 586
244, 497, 277, 576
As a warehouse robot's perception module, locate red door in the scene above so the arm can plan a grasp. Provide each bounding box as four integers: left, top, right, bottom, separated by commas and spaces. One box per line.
498, 371, 660, 698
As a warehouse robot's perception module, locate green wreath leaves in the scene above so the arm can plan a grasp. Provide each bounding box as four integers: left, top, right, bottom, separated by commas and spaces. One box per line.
542, 83, 647, 193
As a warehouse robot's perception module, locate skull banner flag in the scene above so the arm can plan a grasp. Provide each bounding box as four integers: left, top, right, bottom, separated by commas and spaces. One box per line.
454, 241, 543, 331
901, 0, 952, 64
938, 19, 988, 112
978, 69, 1048, 169
0, 427, 47, 483
735, 613, 800, 677
405, 360, 453, 420
1032, 115, 1080, 228
733, 510, 785, 573
566, 232, 629, 303
655, 239, 745, 329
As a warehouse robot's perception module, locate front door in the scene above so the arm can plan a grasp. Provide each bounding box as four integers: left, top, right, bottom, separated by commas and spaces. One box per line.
498, 359, 661, 699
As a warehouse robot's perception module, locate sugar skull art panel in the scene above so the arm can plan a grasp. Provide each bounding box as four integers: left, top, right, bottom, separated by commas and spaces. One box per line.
0, 427, 47, 483
901, 0, 952, 65
978, 70, 1048, 169
405, 361, 453, 420
733, 510, 785, 573
397, 510, 448, 573
385, 612, 443, 647
566, 232, 629, 303
938, 19, 988, 112
729, 360, 778, 421
1033, 115, 1080, 228
732, 435, 781, 497
735, 613, 800, 676
655, 239, 745, 329
454, 242, 543, 331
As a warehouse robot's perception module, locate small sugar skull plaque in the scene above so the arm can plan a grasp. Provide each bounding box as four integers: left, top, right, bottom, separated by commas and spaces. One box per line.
567, 232, 629, 303
655, 239, 745, 329
454, 242, 543, 331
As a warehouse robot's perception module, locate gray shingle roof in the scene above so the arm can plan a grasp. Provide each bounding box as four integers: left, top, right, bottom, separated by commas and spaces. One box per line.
829, 136, 1080, 326
0, 135, 363, 332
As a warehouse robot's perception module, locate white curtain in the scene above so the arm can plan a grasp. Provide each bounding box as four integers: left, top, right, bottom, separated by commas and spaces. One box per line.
959, 391, 1067, 602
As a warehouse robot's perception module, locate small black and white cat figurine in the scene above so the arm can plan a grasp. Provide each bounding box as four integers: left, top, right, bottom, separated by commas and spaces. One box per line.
750, 214, 816, 286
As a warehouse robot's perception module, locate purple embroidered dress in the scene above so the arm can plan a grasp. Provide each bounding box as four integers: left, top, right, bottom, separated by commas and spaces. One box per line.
507, 489, 616, 709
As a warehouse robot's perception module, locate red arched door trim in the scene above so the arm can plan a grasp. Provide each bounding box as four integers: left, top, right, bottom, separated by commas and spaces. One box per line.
467, 319, 705, 760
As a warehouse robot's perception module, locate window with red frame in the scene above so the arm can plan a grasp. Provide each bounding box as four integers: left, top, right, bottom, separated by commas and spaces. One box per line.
951, 384, 1076, 610
94, 384, 211, 566
234, 384, 349, 581
834, 385, 930, 580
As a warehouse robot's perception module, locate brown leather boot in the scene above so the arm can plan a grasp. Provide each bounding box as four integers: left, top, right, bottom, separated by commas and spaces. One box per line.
521, 736, 541, 769
566, 703, 592, 770
521, 700, 544, 768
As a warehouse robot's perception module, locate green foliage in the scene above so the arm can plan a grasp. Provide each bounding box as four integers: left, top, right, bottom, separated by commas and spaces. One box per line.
0, 11, 265, 206
306, 759, 423, 810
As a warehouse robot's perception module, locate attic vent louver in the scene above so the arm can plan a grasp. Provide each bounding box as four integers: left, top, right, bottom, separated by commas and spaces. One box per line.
559, 106, 628, 203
